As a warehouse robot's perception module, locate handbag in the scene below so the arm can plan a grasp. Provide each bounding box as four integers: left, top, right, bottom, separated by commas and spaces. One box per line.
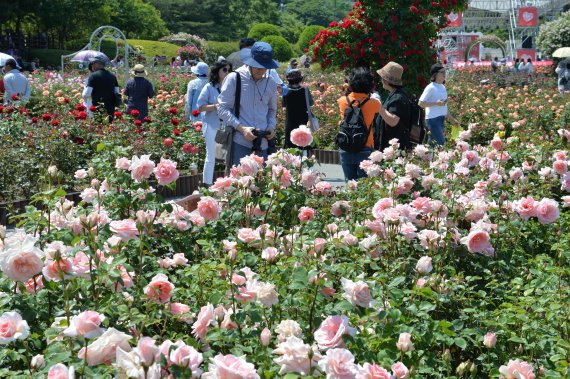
215, 73, 241, 165
305, 88, 319, 132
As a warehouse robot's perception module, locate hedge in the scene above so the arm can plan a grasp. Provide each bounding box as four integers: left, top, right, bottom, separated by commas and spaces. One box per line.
260, 35, 293, 62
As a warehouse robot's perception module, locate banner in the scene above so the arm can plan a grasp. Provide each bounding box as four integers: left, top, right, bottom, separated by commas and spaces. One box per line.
518, 7, 538, 27
446, 12, 463, 27
517, 49, 536, 61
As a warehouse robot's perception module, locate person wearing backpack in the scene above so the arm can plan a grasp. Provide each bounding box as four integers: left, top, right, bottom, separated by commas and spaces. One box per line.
418, 63, 459, 146
336, 67, 381, 181
376, 62, 412, 150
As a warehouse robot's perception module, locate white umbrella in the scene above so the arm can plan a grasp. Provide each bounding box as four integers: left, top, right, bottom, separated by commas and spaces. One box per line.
71, 50, 110, 64
552, 47, 570, 58
0, 52, 16, 67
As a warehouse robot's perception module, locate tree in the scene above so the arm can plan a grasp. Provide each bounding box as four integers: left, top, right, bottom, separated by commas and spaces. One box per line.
109, 0, 169, 40
283, 0, 350, 27
261, 35, 293, 61
537, 11, 570, 57
248, 23, 282, 41
297, 25, 325, 52
310, 0, 468, 93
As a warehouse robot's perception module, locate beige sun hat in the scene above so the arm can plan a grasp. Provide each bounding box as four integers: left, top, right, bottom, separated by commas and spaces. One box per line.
131, 64, 147, 77
377, 61, 404, 86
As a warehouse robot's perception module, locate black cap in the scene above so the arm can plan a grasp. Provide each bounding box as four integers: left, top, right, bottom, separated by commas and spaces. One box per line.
286, 69, 303, 83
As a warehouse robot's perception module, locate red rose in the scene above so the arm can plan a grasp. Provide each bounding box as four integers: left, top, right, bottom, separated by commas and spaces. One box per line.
31, 117, 38, 123
173, 128, 181, 136
89, 105, 97, 112
76, 111, 87, 120
42, 113, 52, 121
64, 98, 70, 104
164, 137, 173, 147
171, 117, 179, 126
169, 107, 178, 115
52, 120, 59, 127
114, 111, 122, 119
144, 117, 152, 123
182, 143, 192, 153
410, 5, 419, 12
74, 137, 84, 145
11, 94, 19, 101
134, 120, 142, 127
0, 106, 4, 113
75, 104, 86, 111
191, 109, 200, 117
130, 109, 140, 117
190, 146, 200, 154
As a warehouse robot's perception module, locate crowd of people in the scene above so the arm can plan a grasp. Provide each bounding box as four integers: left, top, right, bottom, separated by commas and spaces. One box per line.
2, 40, 569, 184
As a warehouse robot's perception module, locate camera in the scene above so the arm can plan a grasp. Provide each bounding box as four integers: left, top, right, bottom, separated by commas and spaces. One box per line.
251, 129, 276, 154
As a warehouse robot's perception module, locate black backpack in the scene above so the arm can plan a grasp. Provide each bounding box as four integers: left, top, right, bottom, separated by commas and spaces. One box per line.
335, 96, 371, 152
407, 95, 426, 147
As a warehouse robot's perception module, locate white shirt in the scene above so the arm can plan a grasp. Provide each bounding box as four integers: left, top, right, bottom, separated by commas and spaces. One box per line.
3, 69, 31, 104
419, 82, 448, 119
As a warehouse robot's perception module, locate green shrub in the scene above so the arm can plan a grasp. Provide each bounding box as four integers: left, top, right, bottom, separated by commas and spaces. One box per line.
204, 41, 238, 63
297, 25, 325, 52
248, 23, 281, 41
28, 49, 74, 68
159, 33, 207, 50
126, 39, 180, 60
537, 11, 570, 56
260, 35, 293, 62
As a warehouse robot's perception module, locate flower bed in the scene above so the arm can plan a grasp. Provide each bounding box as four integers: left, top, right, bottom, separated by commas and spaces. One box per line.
0, 101, 569, 377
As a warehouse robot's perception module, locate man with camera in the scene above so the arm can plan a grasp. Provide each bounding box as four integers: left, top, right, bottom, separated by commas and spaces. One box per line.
217, 42, 278, 167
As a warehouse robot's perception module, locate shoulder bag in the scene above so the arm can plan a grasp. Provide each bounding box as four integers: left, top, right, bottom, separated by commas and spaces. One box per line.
215, 73, 241, 164
304, 87, 320, 133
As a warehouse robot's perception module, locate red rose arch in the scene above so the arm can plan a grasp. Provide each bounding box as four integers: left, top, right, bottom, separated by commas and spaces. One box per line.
309, 0, 468, 93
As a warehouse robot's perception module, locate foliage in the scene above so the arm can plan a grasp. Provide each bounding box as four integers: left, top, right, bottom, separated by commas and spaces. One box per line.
28, 49, 74, 68
279, 13, 306, 44
204, 41, 239, 64
261, 35, 294, 62
125, 40, 181, 61
537, 11, 570, 57
284, 0, 352, 26
298, 25, 326, 52
248, 23, 282, 41
107, 0, 169, 40
309, 0, 468, 94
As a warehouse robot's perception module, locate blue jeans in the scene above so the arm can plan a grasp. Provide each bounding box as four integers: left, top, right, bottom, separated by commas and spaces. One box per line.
231, 142, 268, 167
339, 148, 373, 181
426, 116, 445, 146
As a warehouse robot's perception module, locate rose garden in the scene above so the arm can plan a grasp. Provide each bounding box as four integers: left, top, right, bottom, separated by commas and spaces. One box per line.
1, 1, 570, 379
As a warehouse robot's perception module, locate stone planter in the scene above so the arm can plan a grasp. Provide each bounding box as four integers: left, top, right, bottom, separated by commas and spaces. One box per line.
0, 171, 225, 226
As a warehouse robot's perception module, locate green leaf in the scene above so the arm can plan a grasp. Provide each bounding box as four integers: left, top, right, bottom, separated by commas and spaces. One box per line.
454, 337, 467, 350
96, 142, 106, 152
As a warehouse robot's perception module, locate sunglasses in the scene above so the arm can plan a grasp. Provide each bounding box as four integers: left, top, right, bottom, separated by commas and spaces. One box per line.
221, 67, 231, 73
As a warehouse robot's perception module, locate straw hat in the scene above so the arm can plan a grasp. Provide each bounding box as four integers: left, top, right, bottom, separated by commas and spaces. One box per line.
377, 62, 403, 86
131, 64, 147, 77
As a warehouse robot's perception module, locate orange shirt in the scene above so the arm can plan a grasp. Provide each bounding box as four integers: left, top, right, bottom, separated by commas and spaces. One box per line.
337, 93, 381, 148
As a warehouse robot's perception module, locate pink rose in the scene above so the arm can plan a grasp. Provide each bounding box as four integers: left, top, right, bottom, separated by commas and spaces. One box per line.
237, 228, 259, 243
260, 327, 271, 346
396, 332, 414, 352
137, 337, 159, 366
191, 303, 216, 340
170, 303, 192, 323
272, 165, 292, 187
0, 311, 30, 344
331, 201, 351, 217
314, 238, 327, 253
561, 172, 570, 192
341, 278, 374, 308
109, 219, 139, 241
301, 169, 319, 188
170, 344, 203, 377
483, 332, 496, 348
273, 336, 322, 375
115, 157, 131, 170
47, 363, 74, 379
63, 311, 105, 339
298, 206, 316, 222
129, 154, 155, 182
0, 236, 44, 283
318, 348, 358, 379
461, 229, 494, 256
415, 256, 433, 274
356, 362, 393, 379
314, 181, 333, 195
372, 198, 393, 219
535, 198, 559, 224
78, 327, 132, 366
42, 258, 74, 282
144, 273, 174, 303
74, 169, 88, 179
290, 125, 313, 147
515, 197, 537, 220
314, 315, 356, 350
553, 159, 568, 175
202, 353, 260, 379
154, 158, 179, 186
391, 362, 409, 378
261, 247, 279, 262
197, 196, 221, 221
499, 359, 535, 379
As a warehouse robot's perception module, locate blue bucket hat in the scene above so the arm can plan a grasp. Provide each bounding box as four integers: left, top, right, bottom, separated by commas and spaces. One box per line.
243, 42, 280, 69
191, 62, 209, 76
